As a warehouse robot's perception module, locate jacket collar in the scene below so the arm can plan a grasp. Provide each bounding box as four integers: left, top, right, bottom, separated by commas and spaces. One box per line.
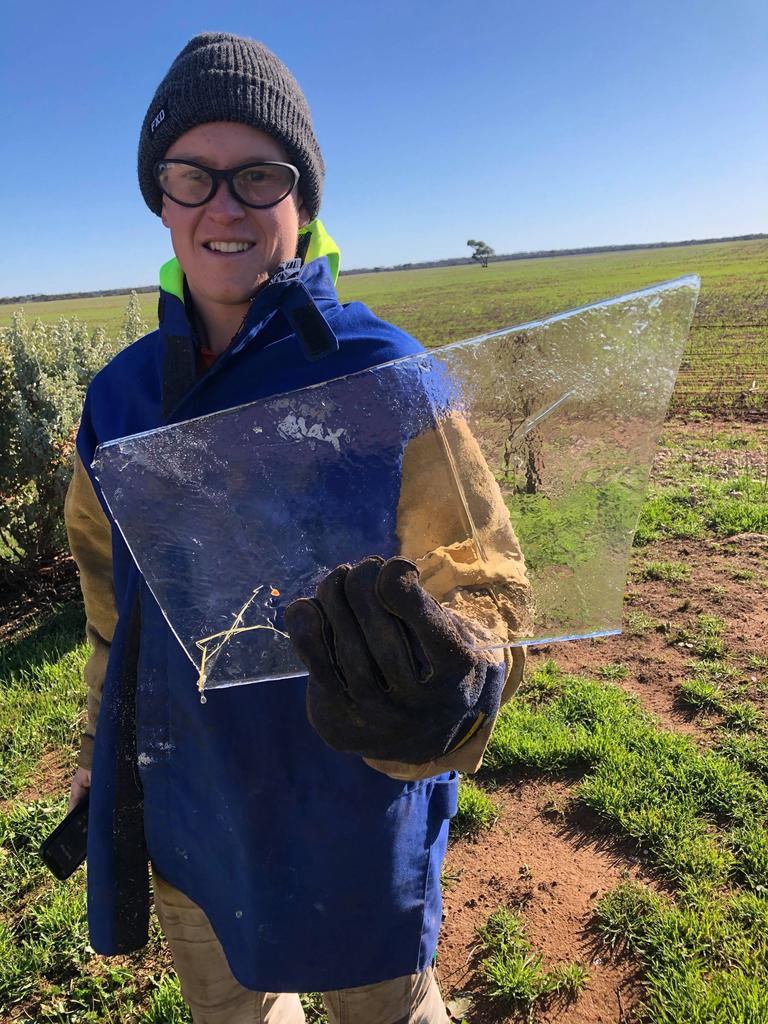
158, 254, 341, 420
157, 252, 339, 344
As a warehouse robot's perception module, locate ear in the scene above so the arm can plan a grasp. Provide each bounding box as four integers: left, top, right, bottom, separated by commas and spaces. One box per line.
160, 196, 170, 228
297, 198, 311, 229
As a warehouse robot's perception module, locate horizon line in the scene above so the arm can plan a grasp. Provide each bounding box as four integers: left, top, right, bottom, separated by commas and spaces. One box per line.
2, 231, 765, 305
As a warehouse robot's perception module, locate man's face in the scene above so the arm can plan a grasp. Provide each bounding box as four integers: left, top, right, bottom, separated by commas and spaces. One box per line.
160, 121, 309, 309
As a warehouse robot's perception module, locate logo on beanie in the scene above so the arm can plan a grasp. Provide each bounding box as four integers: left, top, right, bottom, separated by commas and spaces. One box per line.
150, 107, 167, 134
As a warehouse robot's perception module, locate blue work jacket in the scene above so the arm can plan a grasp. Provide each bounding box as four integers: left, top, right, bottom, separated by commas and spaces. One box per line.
78, 255, 459, 992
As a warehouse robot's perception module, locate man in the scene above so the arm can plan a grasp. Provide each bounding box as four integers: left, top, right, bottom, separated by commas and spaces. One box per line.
66, 32, 529, 1024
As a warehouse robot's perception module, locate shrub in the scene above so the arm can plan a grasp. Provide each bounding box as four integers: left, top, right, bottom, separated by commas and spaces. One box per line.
0, 297, 144, 577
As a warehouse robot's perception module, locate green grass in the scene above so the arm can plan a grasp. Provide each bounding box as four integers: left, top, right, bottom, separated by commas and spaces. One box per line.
506, 480, 640, 573
453, 780, 500, 838
716, 733, 768, 779
0, 792, 178, 1021
636, 473, 768, 546
0, 603, 87, 800
663, 430, 765, 453
729, 567, 756, 582
0, 607, 192, 1023
625, 610, 661, 636
636, 561, 691, 584
4, 237, 767, 414
474, 907, 588, 1012
4, 598, 768, 1021
0, 292, 159, 333
687, 659, 740, 684
594, 883, 768, 1023
596, 662, 630, 680
679, 654, 766, 736
671, 614, 727, 661
480, 661, 768, 1021
723, 701, 762, 733
679, 676, 726, 711
634, 489, 705, 544
486, 661, 768, 890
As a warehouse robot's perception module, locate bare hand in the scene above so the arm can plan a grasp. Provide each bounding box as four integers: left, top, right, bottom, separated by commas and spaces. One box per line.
68, 766, 92, 812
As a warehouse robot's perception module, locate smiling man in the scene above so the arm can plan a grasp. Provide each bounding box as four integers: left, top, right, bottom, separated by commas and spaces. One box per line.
65, 31, 528, 1024
157, 121, 310, 352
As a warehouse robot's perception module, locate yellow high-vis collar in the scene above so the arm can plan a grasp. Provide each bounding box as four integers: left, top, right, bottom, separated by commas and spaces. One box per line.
158, 218, 340, 301
299, 219, 340, 284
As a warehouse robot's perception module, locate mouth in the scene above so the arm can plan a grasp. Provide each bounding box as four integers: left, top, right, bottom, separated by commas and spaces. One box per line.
203, 241, 255, 254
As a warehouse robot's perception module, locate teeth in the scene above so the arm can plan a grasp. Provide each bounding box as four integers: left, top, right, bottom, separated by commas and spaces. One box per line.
206, 241, 253, 253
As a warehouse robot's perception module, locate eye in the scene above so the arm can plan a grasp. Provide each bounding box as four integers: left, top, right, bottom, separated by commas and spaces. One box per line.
242, 168, 271, 183
158, 163, 208, 183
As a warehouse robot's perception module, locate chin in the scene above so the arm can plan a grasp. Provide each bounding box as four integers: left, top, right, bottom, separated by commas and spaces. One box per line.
203, 279, 269, 306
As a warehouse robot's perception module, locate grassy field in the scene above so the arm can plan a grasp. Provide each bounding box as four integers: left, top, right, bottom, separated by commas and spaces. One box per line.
2, 238, 767, 414
0, 292, 158, 334
1, 241, 767, 1022
1, 419, 766, 1022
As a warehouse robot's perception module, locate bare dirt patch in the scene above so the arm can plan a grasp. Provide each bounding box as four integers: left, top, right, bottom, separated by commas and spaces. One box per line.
538, 533, 767, 738
439, 778, 645, 1022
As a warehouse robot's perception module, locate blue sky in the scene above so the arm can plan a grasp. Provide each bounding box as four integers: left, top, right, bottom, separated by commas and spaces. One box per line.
1, 0, 766, 296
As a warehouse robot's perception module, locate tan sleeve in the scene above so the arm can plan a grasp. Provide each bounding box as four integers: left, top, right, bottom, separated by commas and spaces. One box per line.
364, 414, 533, 781
64, 453, 118, 770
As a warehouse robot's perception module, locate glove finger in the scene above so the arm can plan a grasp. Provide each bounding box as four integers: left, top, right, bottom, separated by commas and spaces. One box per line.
316, 563, 387, 703
375, 557, 476, 680
343, 557, 429, 689
286, 596, 371, 755
286, 598, 360, 733
284, 597, 346, 692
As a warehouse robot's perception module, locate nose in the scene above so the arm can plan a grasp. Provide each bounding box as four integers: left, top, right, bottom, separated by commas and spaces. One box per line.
205, 178, 245, 221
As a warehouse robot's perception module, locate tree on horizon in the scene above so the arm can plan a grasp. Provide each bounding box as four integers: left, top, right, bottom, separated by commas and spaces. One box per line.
467, 239, 495, 268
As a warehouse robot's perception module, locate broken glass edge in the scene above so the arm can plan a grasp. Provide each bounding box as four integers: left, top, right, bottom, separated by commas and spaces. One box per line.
112, 516, 203, 676
93, 274, 701, 456
447, 273, 700, 349
476, 628, 623, 653
195, 629, 625, 691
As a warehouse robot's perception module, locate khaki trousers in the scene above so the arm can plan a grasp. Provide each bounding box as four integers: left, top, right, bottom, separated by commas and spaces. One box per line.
153, 872, 448, 1024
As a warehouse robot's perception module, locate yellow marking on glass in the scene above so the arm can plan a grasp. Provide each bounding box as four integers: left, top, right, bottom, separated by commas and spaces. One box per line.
194, 585, 288, 695
197, 643, 208, 695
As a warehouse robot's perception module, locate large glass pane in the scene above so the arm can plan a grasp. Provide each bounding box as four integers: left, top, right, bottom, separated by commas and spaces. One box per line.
93, 275, 699, 691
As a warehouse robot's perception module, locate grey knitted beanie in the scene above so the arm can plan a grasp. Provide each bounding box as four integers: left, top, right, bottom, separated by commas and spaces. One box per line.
138, 32, 324, 219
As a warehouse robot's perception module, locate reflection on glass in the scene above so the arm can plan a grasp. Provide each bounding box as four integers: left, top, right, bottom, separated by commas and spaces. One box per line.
93, 275, 700, 690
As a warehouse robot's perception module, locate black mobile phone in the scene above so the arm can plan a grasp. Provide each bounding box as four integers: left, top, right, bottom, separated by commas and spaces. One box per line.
39, 795, 89, 880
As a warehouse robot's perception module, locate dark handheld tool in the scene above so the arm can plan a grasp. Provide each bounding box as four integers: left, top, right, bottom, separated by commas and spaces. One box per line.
39, 795, 89, 880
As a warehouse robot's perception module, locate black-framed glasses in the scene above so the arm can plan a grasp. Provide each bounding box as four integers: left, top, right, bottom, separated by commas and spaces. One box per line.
153, 159, 300, 209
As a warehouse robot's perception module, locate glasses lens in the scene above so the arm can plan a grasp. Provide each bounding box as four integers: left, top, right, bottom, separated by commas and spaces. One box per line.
156, 162, 213, 205
233, 164, 296, 207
